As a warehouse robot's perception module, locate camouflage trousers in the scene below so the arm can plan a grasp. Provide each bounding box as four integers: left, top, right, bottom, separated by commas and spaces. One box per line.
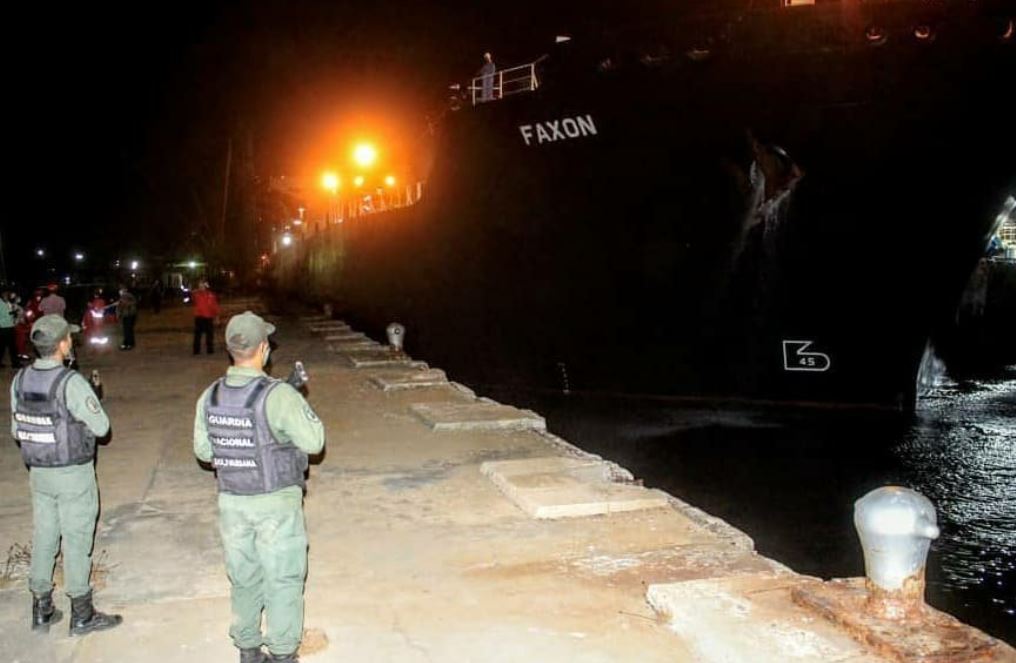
218, 487, 308, 656
29, 463, 99, 598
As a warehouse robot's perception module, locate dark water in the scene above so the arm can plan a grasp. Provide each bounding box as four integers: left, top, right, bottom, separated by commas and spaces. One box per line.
487, 368, 1016, 644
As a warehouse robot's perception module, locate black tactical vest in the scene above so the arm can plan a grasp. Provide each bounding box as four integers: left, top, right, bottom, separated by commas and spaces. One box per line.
205, 376, 307, 495
13, 366, 96, 468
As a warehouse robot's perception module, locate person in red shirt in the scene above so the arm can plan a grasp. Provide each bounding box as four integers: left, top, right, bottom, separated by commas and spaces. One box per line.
192, 280, 220, 355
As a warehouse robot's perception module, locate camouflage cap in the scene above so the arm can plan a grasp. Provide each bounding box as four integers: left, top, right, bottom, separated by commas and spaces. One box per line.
225, 311, 276, 351
30, 314, 80, 347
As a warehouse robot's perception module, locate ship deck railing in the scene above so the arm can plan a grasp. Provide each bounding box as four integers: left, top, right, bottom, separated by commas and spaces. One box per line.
296, 180, 425, 238
470, 63, 539, 105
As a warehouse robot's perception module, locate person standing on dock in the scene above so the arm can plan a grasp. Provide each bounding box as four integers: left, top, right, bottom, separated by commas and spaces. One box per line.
192, 280, 220, 355
114, 286, 138, 350
0, 290, 20, 369
38, 284, 66, 317
149, 278, 164, 314
193, 311, 325, 663
9, 314, 123, 636
478, 51, 496, 101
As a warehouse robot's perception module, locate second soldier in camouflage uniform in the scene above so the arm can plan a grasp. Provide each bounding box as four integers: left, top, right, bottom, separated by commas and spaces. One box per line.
194, 312, 324, 663
9, 314, 122, 635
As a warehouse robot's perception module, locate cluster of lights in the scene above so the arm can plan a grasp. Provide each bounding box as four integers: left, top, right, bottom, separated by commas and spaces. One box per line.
320, 142, 399, 195
34, 248, 146, 273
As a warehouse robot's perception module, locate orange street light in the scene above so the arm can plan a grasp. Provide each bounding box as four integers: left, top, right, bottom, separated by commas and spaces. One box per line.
353, 175, 365, 188
384, 174, 396, 187
321, 171, 340, 193
352, 143, 377, 168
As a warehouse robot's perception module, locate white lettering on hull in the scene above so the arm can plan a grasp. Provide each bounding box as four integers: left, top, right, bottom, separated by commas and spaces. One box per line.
519, 114, 598, 146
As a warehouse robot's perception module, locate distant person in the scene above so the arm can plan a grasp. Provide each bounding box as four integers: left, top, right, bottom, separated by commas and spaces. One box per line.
149, 278, 164, 314
478, 51, 496, 101
193, 312, 324, 663
0, 290, 19, 369
25, 288, 45, 325
10, 314, 122, 636
192, 280, 220, 355
81, 290, 110, 347
11, 292, 32, 360
114, 286, 138, 350
39, 284, 66, 317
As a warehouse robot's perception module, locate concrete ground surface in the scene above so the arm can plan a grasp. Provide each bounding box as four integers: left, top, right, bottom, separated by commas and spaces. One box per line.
1, 300, 1011, 663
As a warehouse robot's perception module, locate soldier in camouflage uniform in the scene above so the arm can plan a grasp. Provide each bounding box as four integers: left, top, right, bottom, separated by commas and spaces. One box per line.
194, 312, 324, 663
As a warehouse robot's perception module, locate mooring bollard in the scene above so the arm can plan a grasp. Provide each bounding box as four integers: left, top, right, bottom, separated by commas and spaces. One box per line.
386, 322, 405, 351
322, 303, 333, 318
854, 486, 940, 620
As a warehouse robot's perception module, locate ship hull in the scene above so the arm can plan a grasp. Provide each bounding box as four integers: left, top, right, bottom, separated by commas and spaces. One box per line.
285, 2, 1015, 410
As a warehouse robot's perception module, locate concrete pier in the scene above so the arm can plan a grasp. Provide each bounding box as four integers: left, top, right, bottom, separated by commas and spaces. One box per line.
1, 302, 1012, 662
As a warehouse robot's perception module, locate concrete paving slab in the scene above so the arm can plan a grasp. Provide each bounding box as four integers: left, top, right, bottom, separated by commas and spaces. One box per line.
327, 340, 382, 352
307, 318, 349, 326
481, 457, 668, 519
308, 322, 351, 333
647, 575, 886, 662
482, 456, 612, 482
323, 331, 367, 342
350, 357, 428, 369
526, 481, 669, 520
369, 368, 449, 391
502, 474, 669, 519
409, 402, 546, 432
336, 349, 426, 368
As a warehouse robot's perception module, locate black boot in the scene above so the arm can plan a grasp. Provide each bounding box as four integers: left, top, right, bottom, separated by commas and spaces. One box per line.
31, 591, 63, 633
239, 648, 266, 663
267, 653, 298, 662
69, 591, 122, 636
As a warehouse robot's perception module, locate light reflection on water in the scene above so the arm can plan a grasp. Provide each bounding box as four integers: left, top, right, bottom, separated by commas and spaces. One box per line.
488, 367, 1016, 644
899, 375, 1016, 625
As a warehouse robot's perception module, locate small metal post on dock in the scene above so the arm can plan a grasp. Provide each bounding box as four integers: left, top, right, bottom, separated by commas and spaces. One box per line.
386, 322, 405, 352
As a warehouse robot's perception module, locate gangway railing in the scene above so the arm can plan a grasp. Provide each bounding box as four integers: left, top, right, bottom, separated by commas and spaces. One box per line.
298, 180, 426, 238
470, 62, 539, 105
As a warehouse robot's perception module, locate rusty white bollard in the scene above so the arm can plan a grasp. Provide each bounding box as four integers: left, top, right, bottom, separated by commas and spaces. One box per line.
322, 303, 334, 318
386, 323, 405, 352
854, 486, 940, 620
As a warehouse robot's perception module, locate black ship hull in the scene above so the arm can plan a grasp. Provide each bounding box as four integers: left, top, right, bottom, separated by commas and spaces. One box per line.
282, 2, 1015, 410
